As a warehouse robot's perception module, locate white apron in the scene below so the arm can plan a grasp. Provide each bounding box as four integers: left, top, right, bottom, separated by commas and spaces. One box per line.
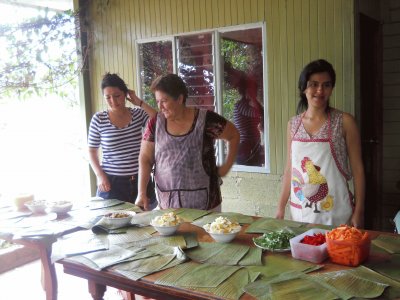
289, 114, 354, 226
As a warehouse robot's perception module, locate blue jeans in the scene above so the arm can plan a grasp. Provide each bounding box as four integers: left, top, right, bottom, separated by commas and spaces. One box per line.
97, 174, 157, 210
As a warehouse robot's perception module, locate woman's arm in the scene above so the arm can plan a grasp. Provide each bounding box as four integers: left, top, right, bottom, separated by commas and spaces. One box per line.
127, 89, 157, 118
88, 147, 110, 192
276, 121, 292, 219
216, 121, 240, 177
343, 113, 365, 228
135, 140, 155, 210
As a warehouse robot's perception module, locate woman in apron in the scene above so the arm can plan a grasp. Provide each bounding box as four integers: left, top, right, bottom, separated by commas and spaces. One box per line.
276, 59, 365, 227
135, 74, 239, 211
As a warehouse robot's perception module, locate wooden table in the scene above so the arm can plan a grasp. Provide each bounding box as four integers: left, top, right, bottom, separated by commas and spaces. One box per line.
0, 210, 82, 300
58, 221, 394, 300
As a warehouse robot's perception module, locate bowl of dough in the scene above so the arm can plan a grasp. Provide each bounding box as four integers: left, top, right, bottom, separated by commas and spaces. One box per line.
150, 212, 183, 236
203, 216, 241, 243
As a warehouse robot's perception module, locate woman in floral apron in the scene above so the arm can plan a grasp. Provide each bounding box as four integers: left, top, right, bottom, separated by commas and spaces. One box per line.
276, 59, 365, 227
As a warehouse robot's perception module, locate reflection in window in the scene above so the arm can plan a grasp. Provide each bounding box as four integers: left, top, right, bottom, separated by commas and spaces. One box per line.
136, 25, 268, 171
177, 33, 215, 111
222, 28, 265, 167
138, 41, 173, 107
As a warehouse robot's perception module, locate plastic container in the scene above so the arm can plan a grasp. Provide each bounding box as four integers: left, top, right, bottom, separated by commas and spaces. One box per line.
325, 231, 371, 267
290, 228, 328, 263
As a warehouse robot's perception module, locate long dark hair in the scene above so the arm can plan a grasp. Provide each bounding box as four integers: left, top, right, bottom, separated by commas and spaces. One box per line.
297, 59, 336, 114
150, 74, 188, 104
101, 72, 128, 95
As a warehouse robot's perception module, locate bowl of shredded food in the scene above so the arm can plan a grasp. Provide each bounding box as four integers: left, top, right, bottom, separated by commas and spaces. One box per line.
104, 212, 133, 227
253, 229, 295, 252
150, 212, 183, 236
203, 216, 241, 243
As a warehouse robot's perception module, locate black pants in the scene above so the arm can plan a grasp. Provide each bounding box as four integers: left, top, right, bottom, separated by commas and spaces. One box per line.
96, 174, 157, 209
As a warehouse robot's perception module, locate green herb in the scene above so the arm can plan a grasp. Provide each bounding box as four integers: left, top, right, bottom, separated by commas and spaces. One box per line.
253, 229, 295, 250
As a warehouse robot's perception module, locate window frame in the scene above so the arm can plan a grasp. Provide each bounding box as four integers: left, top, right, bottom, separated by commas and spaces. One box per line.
135, 22, 270, 174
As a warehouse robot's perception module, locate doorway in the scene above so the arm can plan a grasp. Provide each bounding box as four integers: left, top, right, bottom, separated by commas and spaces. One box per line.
359, 13, 383, 230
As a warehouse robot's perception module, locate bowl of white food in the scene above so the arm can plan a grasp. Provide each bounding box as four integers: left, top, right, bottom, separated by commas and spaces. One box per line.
203, 216, 242, 243
25, 200, 47, 214
150, 212, 183, 236
48, 201, 73, 214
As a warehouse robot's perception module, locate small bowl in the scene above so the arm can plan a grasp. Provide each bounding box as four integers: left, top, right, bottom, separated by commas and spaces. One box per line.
25, 200, 47, 214
207, 230, 240, 243
151, 223, 180, 236
104, 212, 133, 227
48, 201, 73, 214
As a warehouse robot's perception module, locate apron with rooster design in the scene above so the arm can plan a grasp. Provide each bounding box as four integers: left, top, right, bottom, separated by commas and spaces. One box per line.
289, 112, 354, 226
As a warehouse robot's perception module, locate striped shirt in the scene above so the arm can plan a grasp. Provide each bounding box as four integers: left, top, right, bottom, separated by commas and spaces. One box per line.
233, 97, 262, 142
88, 108, 148, 176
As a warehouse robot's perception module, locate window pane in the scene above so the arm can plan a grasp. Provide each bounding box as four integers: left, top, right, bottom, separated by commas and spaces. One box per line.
221, 28, 265, 167
177, 33, 215, 111
138, 41, 173, 107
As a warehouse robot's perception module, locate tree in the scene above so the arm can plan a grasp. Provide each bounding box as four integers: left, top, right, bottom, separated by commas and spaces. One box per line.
0, 6, 87, 104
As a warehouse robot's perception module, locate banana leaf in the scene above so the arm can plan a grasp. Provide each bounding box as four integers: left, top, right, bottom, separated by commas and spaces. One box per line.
349, 265, 400, 299
269, 277, 338, 300
124, 234, 187, 249
245, 217, 305, 234
206, 243, 250, 265
106, 226, 155, 244
372, 235, 400, 254
115, 253, 186, 280
155, 261, 198, 286
193, 268, 260, 300
173, 208, 211, 222
156, 262, 259, 300
111, 202, 142, 213
243, 268, 325, 299
173, 263, 242, 287
185, 242, 228, 262
239, 247, 263, 266
247, 253, 316, 280
364, 253, 400, 282
309, 269, 388, 299
192, 212, 254, 227
66, 245, 140, 271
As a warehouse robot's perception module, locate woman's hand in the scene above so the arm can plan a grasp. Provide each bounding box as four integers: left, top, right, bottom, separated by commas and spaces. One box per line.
275, 208, 285, 219
350, 210, 364, 229
135, 194, 150, 211
97, 173, 110, 192
127, 89, 142, 107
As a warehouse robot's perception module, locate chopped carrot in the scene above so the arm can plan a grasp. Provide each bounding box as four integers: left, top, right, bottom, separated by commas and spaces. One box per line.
326, 225, 370, 266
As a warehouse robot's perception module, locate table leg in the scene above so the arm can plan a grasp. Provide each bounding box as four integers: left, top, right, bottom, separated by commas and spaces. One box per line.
88, 280, 107, 300
39, 238, 58, 300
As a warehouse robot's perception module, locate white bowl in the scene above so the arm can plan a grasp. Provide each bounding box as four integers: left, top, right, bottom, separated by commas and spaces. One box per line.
25, 200, 47, 214
207, 230, 240, 243
48, 201, 73, 214
104, 212, 133, 227
151, 223, 180, 236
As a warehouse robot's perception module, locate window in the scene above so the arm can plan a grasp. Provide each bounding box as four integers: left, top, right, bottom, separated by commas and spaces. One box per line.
177, 33, 215, 110
136, 23, 269, 172
137, 40, 173, 107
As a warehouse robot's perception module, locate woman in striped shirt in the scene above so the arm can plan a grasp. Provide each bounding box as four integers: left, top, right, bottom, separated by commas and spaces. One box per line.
88, 73, 157, 206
